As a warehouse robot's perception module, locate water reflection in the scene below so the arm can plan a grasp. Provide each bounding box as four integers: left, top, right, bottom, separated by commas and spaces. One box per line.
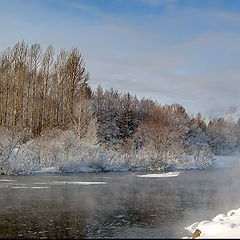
0, 169, 239, 238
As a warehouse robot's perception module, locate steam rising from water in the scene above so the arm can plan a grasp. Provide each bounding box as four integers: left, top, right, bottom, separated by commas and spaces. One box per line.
181, 153, 240, 238
0, 155, 240, 238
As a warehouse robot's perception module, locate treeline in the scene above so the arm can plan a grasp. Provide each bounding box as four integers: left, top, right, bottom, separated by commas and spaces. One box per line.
1, 41, 240, 172
91, 91, 240, 169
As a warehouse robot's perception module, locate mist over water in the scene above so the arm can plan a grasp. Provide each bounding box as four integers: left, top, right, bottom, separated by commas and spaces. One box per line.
0, 158, 240, 239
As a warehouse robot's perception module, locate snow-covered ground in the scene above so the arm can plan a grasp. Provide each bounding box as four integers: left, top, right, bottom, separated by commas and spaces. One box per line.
213, 155, 240, 169
184, 208, 240, 239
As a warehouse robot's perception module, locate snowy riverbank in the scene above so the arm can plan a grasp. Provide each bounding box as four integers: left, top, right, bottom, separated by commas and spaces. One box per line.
184, 208, 240, 238
1, 146, 239, 175
182, 155, 240, 239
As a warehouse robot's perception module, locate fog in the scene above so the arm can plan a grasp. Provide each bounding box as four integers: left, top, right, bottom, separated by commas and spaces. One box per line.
0, 158, 240, 238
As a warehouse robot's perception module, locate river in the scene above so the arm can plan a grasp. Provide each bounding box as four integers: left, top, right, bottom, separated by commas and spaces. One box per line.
0, 167, 240, 238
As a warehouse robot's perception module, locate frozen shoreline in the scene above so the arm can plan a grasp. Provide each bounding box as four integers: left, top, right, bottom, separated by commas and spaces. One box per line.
1, 154, 238, 176
184, 208, 240, 239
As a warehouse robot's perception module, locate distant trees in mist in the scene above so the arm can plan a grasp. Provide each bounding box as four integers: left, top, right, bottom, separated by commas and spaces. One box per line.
1, 41, 240, 174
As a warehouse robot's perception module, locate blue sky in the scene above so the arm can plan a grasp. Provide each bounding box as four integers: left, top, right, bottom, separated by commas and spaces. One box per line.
1, 0, 240, 118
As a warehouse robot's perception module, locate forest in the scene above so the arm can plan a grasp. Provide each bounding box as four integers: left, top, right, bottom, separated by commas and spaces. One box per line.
0, 41, 240, 175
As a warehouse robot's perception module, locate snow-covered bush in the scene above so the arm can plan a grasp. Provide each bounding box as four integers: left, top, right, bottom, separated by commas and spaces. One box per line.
0, 127, 33, 174
0, 129, 136, 174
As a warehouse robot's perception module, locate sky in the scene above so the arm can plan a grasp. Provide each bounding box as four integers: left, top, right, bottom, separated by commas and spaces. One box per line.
0, 0, 240, 118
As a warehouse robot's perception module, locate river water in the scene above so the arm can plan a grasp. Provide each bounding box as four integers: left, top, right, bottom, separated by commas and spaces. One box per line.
0, 167, 240, 239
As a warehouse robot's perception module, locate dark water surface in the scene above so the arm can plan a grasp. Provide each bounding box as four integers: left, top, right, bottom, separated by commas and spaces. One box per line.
0, 168, 240, 239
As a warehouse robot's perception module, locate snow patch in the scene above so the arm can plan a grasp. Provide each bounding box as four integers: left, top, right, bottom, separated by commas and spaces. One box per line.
31, 167, 58, 174
11, 186, 49, 189
93, 177, 112, 179
50, 181, 107, 185
136, 171, 180, 178
0, 179, 15, 182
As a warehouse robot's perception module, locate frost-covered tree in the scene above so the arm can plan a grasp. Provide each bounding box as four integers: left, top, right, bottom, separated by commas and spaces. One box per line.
133, 104, 191, 170
185, 114, 214, 168
207, 114, 240, 155
91, 87, 155, 148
